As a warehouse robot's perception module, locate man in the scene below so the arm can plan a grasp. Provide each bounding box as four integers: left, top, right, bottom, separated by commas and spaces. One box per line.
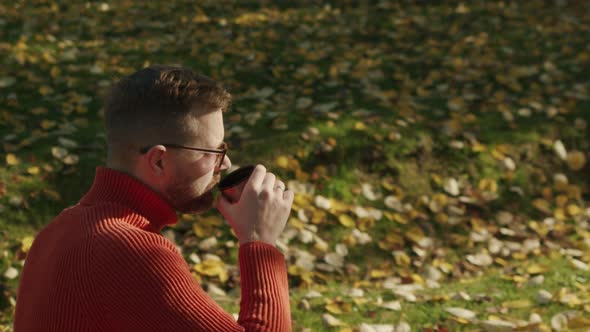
14, 65, 294, 331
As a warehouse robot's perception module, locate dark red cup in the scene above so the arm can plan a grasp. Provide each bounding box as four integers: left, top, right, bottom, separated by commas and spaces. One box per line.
217, 165, 255, 203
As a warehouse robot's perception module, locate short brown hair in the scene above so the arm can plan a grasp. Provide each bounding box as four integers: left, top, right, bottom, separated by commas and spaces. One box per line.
102, 65, 231, 164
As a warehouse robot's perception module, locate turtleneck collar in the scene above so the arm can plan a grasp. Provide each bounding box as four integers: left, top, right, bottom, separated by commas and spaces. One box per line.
80, 167, 178, 231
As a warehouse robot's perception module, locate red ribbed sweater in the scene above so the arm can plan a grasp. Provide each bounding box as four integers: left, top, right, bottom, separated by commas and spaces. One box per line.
14, 167, 291, 331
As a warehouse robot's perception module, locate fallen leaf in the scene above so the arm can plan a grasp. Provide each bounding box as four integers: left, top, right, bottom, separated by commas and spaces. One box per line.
568, 316, 590, 329
378, 301, 401, 311
338, 215, 356, 228
570, 259, 590, 271
322, 313, 344, 327
4, 267, 18, 280
314, 195, 332, 210
358, 323, 395, 332
445, 307, 476, 320
527, 264, 550, 275
502, 299, 531, 309
481, 320, 515, 332
536, 289, 553, 304
553, 140, 567, 160
51, 146, 68, 159
551, 311, 579, 331
6, 153, 19, 166
27, 166, 40, 175
466, 252, 493, 267
21, 236, 34, 253
444, 178, 460, 196
63, 154, 79, 165
566, 151, 586, 171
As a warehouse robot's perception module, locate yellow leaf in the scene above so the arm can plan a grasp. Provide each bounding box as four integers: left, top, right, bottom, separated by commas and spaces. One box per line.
494, 257, 508, 266
352, 297, 369, 306
512, 252, 527, 260
27, 166, 40, 175
192, 216, 222, 237
479, 178, 497, 193
567, 151, 586, 171
21, 236, 34, 253
330, 200, 349, 213
502, 299, 531, 309
411, 273, 425, 284
491, 147, 505, 160
435, 213, 449, 224
354, 122, 366, 131
393, 251, 411, 267
369, 269, 390, 279
393, 213, 409, 224
451, 317, 471, 324
567, 204, 582, 216
528, 221, 549, 237
289, 217, 304, 230
381, 178, 396, 192
532, 199, 551, 213
192, 259, 228, 282
472, 142, 487, 152
40, 120, 56, 130
554, 208, 566, 221
527, 264, 550, 275
50, 66, 60, 78
378, 233, 405, 250
338, 215, 355, 228
405, 226, 425, 243
432, 193, 448, 207
192, 224, 207, 237
555, 195, 568, 207
6, 153, 19, 166
288, 265, 304, 276
568, 316, 590, 329
276, 155, 289, 169
567, 185, 582, 200
325, 303, 343, 315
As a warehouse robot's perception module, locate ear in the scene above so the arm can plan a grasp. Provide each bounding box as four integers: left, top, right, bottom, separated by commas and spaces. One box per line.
144, 145, 168, 177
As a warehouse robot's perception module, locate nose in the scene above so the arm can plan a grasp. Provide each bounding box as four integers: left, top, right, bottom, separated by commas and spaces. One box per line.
219, 154, 232, 171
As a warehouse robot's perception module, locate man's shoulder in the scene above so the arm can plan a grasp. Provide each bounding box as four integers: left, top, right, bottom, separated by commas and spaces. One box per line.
43, 201, 178, 256
91, 220, 177, 255
72, 201, 159, 236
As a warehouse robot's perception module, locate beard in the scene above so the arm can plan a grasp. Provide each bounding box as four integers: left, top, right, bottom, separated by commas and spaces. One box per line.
165, 173, 221, 214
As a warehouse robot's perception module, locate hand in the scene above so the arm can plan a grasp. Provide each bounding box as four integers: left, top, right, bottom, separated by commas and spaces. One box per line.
216, 164, 294, 246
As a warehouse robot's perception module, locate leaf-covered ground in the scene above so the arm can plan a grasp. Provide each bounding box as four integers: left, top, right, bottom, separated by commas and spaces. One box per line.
1, 1, 590, 331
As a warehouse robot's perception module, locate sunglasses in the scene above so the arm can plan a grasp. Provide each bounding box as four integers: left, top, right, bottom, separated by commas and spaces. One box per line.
139, 142, 228, 171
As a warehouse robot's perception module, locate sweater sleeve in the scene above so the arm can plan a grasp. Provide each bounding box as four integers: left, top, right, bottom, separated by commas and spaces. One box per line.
90, 229, 291, 332
238, 241, 291, 331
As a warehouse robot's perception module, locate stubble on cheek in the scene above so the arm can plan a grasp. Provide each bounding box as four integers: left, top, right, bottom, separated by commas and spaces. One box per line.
167, 173, 221, 214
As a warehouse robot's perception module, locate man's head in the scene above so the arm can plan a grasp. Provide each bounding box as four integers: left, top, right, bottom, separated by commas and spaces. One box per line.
103, 65, 232, 213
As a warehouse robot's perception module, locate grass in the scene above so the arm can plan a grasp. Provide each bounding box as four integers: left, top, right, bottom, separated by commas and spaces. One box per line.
249, 254, 590, 331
